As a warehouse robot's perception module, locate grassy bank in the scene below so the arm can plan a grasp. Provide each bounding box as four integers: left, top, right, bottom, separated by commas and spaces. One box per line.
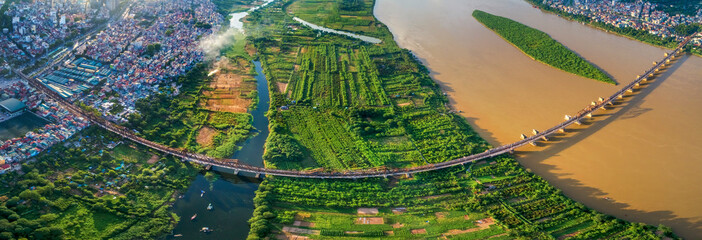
249, 158, 674, 239
472, 10, 615, 85
124, 63, 255, 158
242, 0, 677, 239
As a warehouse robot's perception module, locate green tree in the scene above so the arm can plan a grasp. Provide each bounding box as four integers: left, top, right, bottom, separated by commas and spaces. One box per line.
18, 190, 40, 201
0, 232, 13, 240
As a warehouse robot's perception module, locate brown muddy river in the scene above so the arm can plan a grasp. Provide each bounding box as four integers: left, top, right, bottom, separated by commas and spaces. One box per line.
375, 0, 702, 238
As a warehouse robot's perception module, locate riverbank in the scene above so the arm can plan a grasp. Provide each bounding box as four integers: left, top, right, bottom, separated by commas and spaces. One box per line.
245, 0, 678, 239
523, 0, 702, 58
374, 0, 702, 238
165, 1, 276, 238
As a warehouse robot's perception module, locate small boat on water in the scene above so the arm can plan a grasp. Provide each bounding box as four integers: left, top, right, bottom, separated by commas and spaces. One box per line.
207, 203, 213, 210
191, 214, 197, 221
200, 190, 205, 197
200, 227, 213, 233
173, 234, 183, 237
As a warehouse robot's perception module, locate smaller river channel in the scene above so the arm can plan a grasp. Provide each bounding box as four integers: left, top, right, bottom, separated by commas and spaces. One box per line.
166, 60, 269, 239
292, 17, 382, 44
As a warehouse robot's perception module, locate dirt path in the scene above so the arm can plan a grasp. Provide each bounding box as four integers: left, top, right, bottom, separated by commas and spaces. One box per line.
196, 127, 218, 147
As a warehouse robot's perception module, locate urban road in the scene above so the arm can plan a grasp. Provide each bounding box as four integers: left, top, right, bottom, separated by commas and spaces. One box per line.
12, 33, 697, 179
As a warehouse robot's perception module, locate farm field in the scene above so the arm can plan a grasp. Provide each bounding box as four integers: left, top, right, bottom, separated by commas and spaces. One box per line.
126, 59, 256, 159
243, 0, 678, 239
249, 158, 671, 239
248, 0, 490, 170
232, 0, 688, 239
285, 0, 387, 39
202, 57, 258, 114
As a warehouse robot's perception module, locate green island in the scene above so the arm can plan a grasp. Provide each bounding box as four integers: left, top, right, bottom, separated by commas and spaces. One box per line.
472, 10, 615, 85
242, 0, 675, 239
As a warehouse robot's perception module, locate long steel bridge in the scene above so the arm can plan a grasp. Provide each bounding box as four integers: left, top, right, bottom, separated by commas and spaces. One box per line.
14, 34, 697, 179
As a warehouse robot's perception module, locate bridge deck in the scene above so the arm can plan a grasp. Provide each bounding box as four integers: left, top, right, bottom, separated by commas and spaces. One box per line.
14, 34, 696, 179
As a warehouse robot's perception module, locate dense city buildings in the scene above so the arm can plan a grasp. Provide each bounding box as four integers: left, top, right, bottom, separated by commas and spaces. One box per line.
542, 0, 702, 46
0, 81, 89, 163
0, 0, 224, 167
0, 0, 109, 64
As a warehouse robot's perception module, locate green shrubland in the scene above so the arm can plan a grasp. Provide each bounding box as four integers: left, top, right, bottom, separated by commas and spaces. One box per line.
472, 10, 615, 84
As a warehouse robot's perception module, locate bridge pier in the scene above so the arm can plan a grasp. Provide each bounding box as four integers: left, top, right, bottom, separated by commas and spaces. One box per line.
574, 120, 581, 125
559, 128, 566, 133
520, 134, 527, 140
541, 136, 548, 141
529, 141, 537, 146
627, 89, 634, 93
233, 170, 240, 175
532, 129, 539, 135
255, 173, 262, 179
205, 165, 212, 171
586, 113, 593, 118
405, 173, 412, 178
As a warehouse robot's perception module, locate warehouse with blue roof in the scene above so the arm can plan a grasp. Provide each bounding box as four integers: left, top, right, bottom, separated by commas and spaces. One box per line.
0, 98, 26, 114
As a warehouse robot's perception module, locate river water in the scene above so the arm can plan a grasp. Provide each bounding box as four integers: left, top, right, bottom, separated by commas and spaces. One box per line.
167, 60, 270, 239
375, 0, 702, 238
292, 17, 383, 44
167, 0, 277, 236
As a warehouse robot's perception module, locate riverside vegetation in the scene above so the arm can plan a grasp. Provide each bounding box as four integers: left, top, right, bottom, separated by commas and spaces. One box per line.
0, 126, 199, 239
122, 1, 261, 159
243, 0, 677, 239
472, 10, 616, 85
